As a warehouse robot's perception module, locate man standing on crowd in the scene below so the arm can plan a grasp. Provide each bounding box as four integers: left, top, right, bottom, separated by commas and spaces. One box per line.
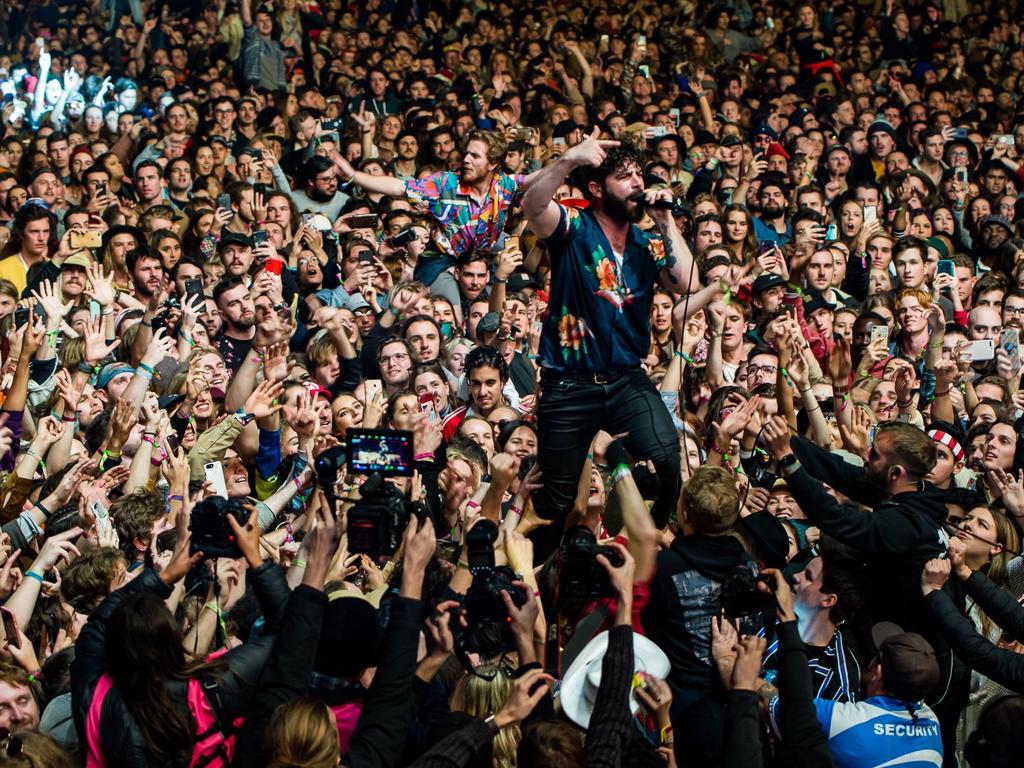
522, 128, 698, 548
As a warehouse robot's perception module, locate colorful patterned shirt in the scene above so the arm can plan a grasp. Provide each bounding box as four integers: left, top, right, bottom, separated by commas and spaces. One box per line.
404, 171, 524, 258
540, 206, 666, 372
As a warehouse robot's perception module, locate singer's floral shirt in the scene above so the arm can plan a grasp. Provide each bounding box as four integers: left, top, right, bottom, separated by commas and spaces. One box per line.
540, 205, 666, 371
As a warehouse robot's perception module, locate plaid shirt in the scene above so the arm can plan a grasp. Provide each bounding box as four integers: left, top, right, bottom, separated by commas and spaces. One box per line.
404, 170, 524, 258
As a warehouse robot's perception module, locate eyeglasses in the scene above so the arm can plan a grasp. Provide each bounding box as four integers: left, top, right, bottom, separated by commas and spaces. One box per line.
379, 352, 410, 364
748, 364, 777, 376
1004, 306, 1024, 315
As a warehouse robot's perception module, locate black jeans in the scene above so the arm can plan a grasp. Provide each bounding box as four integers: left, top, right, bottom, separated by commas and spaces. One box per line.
532, 368, 680, 559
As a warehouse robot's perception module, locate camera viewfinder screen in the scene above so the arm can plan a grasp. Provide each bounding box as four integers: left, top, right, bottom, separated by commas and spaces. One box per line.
345, 429, 414, 477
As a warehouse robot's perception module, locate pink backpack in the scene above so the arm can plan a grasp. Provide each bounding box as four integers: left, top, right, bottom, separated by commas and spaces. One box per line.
85, 669, 242, 768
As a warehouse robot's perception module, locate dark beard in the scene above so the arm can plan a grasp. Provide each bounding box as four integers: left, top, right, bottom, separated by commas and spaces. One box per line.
308, 187, 335, 203
602, 190, 643, 223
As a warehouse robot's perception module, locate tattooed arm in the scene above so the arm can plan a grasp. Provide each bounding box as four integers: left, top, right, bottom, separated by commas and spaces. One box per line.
654, 209, 699, 294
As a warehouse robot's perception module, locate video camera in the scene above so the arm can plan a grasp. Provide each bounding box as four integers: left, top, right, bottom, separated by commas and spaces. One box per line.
462, 519, 528, 656
189, 496, 250, 559
341, 429, 424, 562
559, 525, 625, 600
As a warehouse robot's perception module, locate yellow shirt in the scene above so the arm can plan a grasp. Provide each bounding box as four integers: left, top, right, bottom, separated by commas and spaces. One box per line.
0, 255, 29, 296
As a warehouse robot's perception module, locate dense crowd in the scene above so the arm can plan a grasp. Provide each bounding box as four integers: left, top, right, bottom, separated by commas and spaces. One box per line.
0, 0, 1021, 766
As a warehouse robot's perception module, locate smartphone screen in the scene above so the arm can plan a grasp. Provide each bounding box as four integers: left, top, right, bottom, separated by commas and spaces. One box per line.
863, 205, 878, 224
871, 325, 890, 346
1, 608, 20, 648
418, 392, 438, 422
937, 259, 955, 278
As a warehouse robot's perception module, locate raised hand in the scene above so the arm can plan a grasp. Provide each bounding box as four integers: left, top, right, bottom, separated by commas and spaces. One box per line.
562, 126, 620, 169
921, 557, 951, 596
761, 415, 793, 461
31, 281, 72, 325
242, 378, 285, 420
81, 314, 120, 363
85, 262, 117, 307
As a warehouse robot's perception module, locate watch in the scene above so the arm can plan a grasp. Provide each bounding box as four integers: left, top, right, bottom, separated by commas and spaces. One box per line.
234, 409, 255, 425
778, 453, 798, 469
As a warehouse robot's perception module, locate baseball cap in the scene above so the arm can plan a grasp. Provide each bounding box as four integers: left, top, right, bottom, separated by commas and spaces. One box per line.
803, 289, 836, 316
752, 272, 786, 295
218, 232, 253, 251
553, 119, 583, 139
979, 215, 1013, 236
476, 312, 500, 335
871, 622, 940, 702
61, 251, 93, 271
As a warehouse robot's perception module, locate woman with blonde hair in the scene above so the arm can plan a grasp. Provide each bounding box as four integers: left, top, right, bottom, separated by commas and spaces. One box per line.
451, 661, 519, 768
264, 697, 339, 768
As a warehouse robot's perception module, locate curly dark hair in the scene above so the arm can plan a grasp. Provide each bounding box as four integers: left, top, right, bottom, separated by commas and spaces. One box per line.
570, 140, 645, 198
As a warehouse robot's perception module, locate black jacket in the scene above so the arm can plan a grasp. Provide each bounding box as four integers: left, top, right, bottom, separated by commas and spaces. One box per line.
71, 562, 290, 768
788, 437, 957, 641
643, 533, 760, 693
925, 571, 1024, 693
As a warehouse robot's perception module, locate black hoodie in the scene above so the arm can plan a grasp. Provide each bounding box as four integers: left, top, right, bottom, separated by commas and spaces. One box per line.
643, 532, 762, 693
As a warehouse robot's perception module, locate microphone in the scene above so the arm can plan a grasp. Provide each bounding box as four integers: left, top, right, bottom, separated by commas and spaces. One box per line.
630, 191, 687, 216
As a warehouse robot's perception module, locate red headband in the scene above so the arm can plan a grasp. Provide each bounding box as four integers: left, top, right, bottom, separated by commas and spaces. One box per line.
928, 429, 965, 463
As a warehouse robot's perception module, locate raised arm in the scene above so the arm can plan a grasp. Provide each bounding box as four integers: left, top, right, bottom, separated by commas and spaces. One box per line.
329, 151, 406, 198
522, 127, 619, 239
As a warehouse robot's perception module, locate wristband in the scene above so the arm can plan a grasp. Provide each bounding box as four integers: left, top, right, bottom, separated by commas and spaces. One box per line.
659, 725, 674, 745
675, 350, 694, 364
414, 452, 435, 462
507, 504, 522, 519
34, 500, 50, 518
26, 670, 41, 684
61, 412, 78, 423
102, 449, 121, 462
466, 500, 481, 510
25, 570, 44, 584
292, 558, 307, 569
610, 463, 631, 485
168, 494, 183, 502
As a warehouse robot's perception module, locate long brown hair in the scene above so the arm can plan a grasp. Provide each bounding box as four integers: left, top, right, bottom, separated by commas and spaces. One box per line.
264, 697, 340, 768
105, 592, 225, 761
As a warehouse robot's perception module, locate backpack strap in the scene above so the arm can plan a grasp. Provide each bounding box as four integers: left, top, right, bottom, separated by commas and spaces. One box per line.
85, 675, 114, 768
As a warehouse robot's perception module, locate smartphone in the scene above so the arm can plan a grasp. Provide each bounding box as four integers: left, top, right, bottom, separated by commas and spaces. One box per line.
937, 258, 955, 279
963, 339, 995, 362
91, 499, 112, 537
264, 258, 283, 275
204, 461, 229, 498
952, 127, 968, 139
955, 167, 969, 184
346, 214, 378, 229
995, 134, 1014, 146
70, 230, 102, 250
637, 34, 647, 48
643, 125, 668, 138
418, 392, 438, 423
765, 17, 775, 29
871, 324, 890, 346
999, 328, 1020, 366
252, 229, 269, 247
0, 607, 19, 648
504, 235, 520, 252
184, 277, 205, 308
301, 213, 315, 227
864, 205, 878, 224
552, 137, 566, 147
95, 180, 108, 197
391, 228, 418, 247
365, 379, 383, 403
216, 192, 232, 211
150, 313, 166, 336
13, 306, 29, 328
825, 223, 838, 241
669, 108, 680, 127
600, 34, 609, 46
638, 64, 650, 78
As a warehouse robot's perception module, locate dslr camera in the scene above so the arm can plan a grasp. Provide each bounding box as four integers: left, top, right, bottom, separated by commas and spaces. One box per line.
559, 526, 625, 600
462, 519, 528, 655
189, 496, 250, 559
720, 565, 776, 619
343, 429, 424, 562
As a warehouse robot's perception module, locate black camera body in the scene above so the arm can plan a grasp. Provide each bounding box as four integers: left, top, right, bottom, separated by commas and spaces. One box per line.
559, 525, 624, 600
347, 473, 422, 562
720, 565, 776, 619
189, 496, 250, 559
462, 519, 528, 655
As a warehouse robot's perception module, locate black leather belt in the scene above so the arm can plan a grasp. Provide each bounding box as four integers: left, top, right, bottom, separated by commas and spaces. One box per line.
541, 368, 636, 384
